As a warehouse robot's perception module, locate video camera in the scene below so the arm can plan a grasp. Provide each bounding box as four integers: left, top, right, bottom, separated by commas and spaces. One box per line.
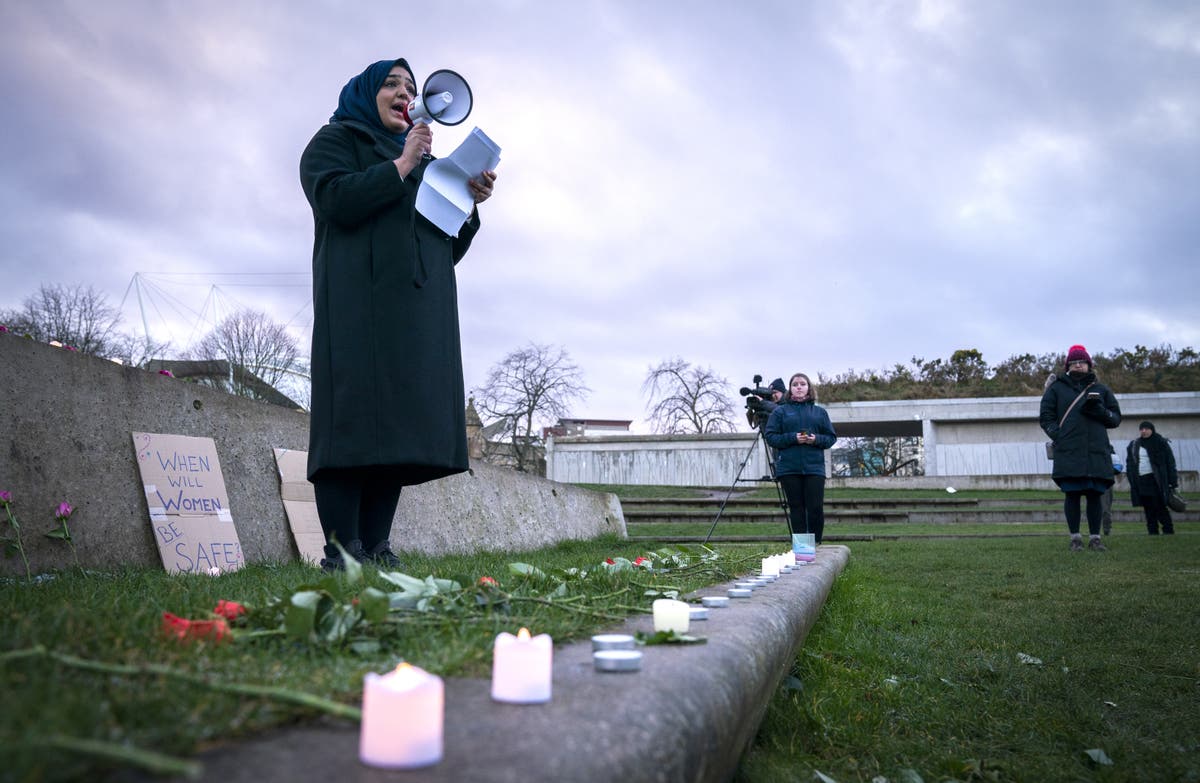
740, 374, 778, 430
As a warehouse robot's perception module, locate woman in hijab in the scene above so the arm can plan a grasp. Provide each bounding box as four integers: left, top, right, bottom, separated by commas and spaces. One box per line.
1126, 420, 1179, 535
299, 59, 497, 571
1039, 345, 1121, 552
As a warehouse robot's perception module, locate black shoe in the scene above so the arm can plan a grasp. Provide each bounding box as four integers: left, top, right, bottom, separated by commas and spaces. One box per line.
320, 539, 365, 572
366, 540, 402, 568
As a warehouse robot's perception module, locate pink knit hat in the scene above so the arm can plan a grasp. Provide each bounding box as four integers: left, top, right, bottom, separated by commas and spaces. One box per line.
1065, 344, 1092, 369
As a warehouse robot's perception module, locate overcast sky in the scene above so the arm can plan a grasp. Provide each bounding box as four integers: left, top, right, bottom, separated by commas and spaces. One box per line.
2, 1, 1197, 431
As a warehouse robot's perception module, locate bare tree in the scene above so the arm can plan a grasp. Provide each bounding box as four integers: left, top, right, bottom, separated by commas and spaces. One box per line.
190, 310, 301, 401
642, 357, 737, 434
1, 283, 124, 356
472, 343, 588, 472
832, 436, 923, 477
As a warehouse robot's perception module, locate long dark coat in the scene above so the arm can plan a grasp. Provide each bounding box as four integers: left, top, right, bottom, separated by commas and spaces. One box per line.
300, 120, 480, 483
1039, 371, 1121, 484
1126, 434, 1178, 507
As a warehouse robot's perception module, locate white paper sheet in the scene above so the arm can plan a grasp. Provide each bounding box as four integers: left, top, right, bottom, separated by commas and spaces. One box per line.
416, 127, 501, 237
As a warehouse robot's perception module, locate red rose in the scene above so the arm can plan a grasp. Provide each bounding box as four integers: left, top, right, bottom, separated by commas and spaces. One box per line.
605, 558, 615, 565
161, 612, 231, 644
478, 576, 497, 587
633, 556, 647, 566
213, 600, 246, 620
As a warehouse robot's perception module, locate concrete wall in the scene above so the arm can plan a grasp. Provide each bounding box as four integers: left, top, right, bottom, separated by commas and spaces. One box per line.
826, 393, 1200, 476
546, 432, 775, 486
0, 333, 624, 577
546, 394, 1200, 485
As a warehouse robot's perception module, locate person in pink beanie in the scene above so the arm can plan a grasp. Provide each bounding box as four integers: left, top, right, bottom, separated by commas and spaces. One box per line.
1039, 345, 1122, 551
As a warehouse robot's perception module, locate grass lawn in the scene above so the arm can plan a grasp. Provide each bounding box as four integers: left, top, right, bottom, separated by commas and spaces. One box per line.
3, 485, 1196, 782
736, 532, 1200, 783
0, 536, 761, 782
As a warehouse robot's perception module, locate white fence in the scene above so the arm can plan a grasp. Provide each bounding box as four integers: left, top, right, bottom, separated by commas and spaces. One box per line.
546, 433, 774, 486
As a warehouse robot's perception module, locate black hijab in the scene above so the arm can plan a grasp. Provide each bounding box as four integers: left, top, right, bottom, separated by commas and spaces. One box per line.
330, 58, 415, 146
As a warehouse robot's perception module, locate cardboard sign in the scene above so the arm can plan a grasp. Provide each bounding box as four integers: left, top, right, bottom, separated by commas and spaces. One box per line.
131, 432, 244, 574
273, 448, 326, 564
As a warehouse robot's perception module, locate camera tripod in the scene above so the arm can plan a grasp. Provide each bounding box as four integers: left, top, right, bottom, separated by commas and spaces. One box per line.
702, 428, 790, 544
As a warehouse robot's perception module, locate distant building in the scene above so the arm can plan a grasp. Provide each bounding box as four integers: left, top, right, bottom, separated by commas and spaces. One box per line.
145, 359, 303, 410
468, 413, 634, 475
546, 393, 1200, 485
542, 418, 633, 439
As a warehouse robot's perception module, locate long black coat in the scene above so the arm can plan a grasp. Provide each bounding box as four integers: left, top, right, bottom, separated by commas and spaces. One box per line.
300, 120, 480, 483
1039, 371, 1121, 484
1126, 434, 1178, 507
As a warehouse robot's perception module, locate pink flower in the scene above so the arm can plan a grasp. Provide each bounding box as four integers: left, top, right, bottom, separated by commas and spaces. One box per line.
158, 369, 175, 378
55, 502, 74, 521
0, 490, 12, 504
478, 575, 497, 587
213, 600, 247, 620
0, 325, 8, 333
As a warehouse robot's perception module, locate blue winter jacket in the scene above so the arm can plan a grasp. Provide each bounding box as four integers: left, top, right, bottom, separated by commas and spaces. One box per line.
764, 399, 837, 476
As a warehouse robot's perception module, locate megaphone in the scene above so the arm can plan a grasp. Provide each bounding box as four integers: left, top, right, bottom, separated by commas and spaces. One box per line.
402, 69, 473, 126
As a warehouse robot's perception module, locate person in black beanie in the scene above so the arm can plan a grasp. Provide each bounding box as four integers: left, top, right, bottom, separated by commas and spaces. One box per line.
1039, 344, 1122, 552
1126, 420, 1179, 534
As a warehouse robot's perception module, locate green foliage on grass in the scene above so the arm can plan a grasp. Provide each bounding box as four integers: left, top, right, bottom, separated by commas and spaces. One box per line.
736, 534, 1200, 783
0, 536, 758, 782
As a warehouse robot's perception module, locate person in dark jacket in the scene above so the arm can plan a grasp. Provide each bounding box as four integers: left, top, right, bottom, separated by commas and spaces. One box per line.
764, 373, 837, 544
1126, 420, 1179, 535
1039, 345, 1121, 552
299, 58, 498, 571
1100, 442, 1120, 536
748, 378, 788, 478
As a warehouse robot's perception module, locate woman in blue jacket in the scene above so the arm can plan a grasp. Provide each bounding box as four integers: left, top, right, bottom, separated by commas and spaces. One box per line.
765, 373, 838, 544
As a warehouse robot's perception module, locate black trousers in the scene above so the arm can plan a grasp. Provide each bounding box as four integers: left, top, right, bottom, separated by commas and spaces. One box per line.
1063, 489, 1103, 536
311, 467, 403, 556
1136, 473, 1174, 534
778, 474, 826, 544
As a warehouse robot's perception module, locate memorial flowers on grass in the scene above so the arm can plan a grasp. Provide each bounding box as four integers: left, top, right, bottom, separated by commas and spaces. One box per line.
157, 542, 733, 654
0, 538, 757, 780
161, 600, 249, 645
45, 501, 81, 571
213, 599, 247, 620
161, 612, 232, 644
1, 490, 32, 580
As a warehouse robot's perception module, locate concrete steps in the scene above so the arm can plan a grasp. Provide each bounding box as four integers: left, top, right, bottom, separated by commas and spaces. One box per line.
620, 494, 1197, 534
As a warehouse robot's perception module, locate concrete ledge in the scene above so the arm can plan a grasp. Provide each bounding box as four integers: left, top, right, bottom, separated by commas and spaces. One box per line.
154, 546, 850, 783
0, 333, 624, 576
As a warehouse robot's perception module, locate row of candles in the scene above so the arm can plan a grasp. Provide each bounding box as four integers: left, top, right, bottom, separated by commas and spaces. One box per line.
360, 548, 813, 768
